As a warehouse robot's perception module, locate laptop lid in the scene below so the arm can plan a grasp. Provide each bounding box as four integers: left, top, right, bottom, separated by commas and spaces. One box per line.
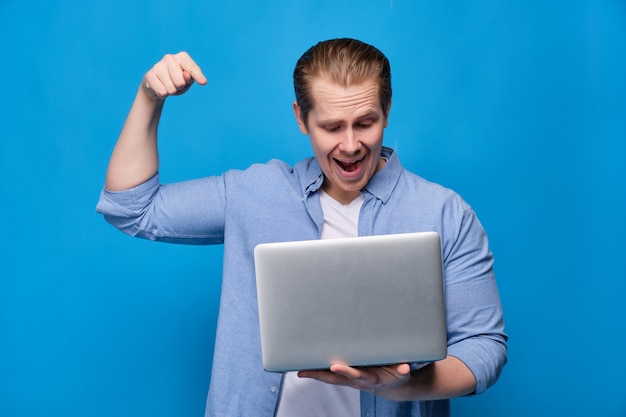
253, 231, 447, 372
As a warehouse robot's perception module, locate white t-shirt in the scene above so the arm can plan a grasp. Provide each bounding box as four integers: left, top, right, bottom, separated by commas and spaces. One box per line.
274, 189, 364, 417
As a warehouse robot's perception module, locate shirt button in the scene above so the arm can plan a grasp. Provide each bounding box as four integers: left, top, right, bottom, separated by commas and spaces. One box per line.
270, 385, 278, 393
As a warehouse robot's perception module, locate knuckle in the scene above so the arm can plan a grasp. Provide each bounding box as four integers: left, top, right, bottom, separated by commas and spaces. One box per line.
162, 53, 177, 64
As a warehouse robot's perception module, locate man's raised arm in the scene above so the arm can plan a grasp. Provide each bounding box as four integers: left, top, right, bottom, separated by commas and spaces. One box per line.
104, 52, 207, 191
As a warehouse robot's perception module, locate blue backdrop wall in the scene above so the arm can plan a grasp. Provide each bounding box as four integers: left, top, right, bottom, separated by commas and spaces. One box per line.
1, 1, 624, 416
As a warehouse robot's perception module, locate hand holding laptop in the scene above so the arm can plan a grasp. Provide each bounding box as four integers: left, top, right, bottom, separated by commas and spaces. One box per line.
298, 355, 478, 402
298, 362, 412, 397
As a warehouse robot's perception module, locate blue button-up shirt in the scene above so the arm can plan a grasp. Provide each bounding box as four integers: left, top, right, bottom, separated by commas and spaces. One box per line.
96, 147, 507, 417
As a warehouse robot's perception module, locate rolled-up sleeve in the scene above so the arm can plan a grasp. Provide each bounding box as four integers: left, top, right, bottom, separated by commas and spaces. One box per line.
441, 196, 508, 394
96, 172, 227, 245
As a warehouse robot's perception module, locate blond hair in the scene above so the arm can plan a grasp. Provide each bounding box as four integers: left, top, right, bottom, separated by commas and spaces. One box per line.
293, 38, 392, 125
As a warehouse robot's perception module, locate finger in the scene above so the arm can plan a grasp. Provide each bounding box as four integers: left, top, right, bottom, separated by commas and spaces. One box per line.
182, 70, 193, 85
332, 363, 411, 388
396, 363, 411, 376
150, 55, 184, 95
143, 72, 169, 99
298, 370, 350, 386
143, 58, 179, 98
329, 363, 362, 379
175, 51, 208, 85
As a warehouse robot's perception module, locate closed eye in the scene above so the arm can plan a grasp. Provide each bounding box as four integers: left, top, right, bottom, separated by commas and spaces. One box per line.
354, 114, 379, 130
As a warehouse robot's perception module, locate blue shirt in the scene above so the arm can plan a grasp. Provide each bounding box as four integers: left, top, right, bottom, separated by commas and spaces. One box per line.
96, 147, 507, 417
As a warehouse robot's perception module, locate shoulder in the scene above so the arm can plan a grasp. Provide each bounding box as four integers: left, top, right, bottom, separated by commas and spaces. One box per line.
399, 168, 470, 211
227, 157, 316, 175
222, 157, 319, 195
225, 158, 294, 180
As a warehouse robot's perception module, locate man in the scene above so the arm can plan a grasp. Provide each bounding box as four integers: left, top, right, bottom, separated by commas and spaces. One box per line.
97, 38, 507, 416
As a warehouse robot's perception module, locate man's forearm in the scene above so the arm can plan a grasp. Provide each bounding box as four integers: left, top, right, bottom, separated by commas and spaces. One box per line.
105, 87, 163, 191
377, 356, 476, 402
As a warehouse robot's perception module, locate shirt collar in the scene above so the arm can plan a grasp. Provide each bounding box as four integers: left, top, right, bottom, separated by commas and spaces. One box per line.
299, 158, 325, 196
298, 146, 402, 204
363, 147, 402, 204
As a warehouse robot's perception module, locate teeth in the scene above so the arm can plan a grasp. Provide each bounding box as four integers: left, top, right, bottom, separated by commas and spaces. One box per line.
338, 160, 360, 172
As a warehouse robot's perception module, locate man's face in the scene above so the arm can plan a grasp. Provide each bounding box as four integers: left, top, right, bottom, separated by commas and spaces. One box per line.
293, 76, 390, 205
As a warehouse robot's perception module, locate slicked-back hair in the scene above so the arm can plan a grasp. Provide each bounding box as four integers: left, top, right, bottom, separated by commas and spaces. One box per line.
293, 38, 392, 126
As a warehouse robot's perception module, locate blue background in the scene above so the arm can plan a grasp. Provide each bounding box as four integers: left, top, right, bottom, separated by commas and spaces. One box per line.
1, 1, 625, 416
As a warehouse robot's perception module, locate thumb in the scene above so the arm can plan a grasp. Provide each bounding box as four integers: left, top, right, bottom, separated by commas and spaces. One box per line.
396, 363, 411, 376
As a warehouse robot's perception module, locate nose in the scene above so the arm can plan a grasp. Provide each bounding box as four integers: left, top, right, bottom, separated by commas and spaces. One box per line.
338, 128, 361, 155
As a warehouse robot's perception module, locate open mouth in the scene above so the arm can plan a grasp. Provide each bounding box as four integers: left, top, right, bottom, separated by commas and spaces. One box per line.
334, 157, 364, 173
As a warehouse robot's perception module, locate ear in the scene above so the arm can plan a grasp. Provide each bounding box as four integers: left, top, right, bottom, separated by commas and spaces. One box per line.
383, 99, 392, 128
292, 101, 309, 134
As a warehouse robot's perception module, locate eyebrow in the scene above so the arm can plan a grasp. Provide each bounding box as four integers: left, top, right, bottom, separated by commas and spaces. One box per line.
316, 111, 381, 126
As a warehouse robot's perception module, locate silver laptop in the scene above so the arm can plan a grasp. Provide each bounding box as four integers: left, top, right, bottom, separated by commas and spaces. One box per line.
253, 231, 447, 372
